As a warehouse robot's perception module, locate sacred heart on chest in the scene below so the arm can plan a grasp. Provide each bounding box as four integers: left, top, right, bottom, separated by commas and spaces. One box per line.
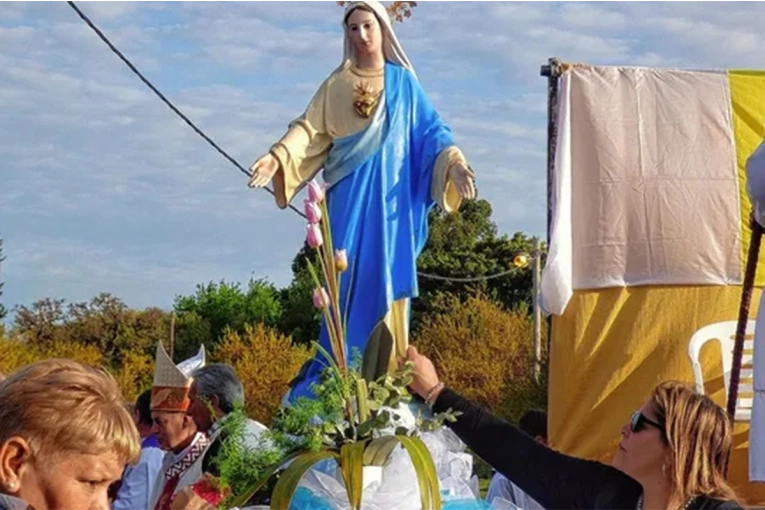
353, 81, 381, 119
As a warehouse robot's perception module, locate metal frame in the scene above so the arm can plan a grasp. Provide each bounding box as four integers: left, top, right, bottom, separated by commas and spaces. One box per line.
539, 58, 562, 358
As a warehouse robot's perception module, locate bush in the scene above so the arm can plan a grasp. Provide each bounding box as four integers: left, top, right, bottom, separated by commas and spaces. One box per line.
413, 293, 547, 421
0, 334, 105, 378
213, 324, 313, 425
0, 329, 155, 403
112, 349, 155, 402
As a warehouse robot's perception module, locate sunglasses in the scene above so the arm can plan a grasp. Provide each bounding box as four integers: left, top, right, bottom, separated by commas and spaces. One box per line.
629, 411, 663, 433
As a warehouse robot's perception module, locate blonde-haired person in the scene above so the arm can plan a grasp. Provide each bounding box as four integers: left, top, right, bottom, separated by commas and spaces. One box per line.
405, 347, 743, 510
0, 359, 140, 510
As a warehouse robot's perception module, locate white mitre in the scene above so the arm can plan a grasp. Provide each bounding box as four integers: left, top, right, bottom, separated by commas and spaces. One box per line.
150, 342, 206, 413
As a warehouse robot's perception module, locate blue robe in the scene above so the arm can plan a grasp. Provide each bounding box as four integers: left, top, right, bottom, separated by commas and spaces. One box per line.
288, 62, 457, 402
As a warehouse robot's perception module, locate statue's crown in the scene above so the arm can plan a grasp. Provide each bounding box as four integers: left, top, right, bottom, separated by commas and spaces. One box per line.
335, 0, 418, 21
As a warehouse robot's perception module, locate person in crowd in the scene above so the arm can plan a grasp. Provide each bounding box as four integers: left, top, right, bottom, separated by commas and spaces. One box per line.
187, 364, 270, 475
111, 389, 165, 510
148, 343, 208, 510
166, 363, 272, 508
0, 359, 140, 510
486, 409, 547, 509
404, 346, 743, 510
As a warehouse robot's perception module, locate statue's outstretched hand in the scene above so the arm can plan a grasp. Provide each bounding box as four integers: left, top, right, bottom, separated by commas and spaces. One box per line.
247, 153, 279, 188
449, 164, 476, 200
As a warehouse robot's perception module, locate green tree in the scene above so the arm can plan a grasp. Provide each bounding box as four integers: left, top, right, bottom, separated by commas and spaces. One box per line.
12, 297, 67, 347
172, 310, 214, 362
65, 293, 169, 362
13, 293, 170, 364
277, 242, 321, 346
0, 238, 7, 321
173, 279, 282, 345
415, 199, 546, 326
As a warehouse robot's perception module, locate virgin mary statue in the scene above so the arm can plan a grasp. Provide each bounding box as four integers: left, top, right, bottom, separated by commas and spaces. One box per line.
248, 1, 476, 402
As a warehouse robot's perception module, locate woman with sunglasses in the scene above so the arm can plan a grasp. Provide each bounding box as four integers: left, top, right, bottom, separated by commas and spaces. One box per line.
404, 346, 742, 509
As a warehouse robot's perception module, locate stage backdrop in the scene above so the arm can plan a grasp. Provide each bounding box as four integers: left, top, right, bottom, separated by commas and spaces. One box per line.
540, 64, 765, 503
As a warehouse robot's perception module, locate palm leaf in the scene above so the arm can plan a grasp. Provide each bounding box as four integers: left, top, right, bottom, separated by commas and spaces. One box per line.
339, 441, 369, 510
356, 378, 370, 424
363, 436, 401, 466
270, 450, 340, 509
226, 449, 306, 508
396, 435, 442, 510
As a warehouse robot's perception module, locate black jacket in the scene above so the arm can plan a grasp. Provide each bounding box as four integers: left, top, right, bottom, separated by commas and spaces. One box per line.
433, 388, 744, 510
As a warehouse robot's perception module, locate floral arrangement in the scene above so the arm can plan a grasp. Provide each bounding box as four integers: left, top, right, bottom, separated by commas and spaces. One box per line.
190, 180, 459, 510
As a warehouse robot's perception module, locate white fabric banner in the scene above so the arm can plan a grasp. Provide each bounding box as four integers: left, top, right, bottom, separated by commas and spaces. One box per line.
540, 66, 741, 316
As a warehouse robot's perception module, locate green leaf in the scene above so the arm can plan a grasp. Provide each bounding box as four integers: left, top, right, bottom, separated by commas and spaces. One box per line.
361, 321, 394, 383
270, 450, 339, 509
356, 417, 378, 439
226, 449, 306, 508
363, 436, 401, 466
339, 441, 369, 510
396, 436, 442, 510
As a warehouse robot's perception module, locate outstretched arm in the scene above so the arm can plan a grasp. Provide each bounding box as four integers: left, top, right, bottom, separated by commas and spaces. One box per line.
248, 80, 332, 208
404, 346, 641, 510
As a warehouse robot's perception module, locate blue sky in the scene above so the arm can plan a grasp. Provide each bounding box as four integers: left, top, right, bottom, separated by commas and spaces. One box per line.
2, 1, 765, 319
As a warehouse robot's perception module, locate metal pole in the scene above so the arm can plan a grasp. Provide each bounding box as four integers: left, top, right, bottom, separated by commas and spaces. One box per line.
727, 217, 763, 421
540, 57, 562, 244
169, 313, 176, 361
540, 58, 561, 357
532, 237, 542, 382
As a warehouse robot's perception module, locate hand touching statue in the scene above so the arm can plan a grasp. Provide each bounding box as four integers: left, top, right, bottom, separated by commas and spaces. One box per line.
247, 153, 279, 188
449, 163, 476, 200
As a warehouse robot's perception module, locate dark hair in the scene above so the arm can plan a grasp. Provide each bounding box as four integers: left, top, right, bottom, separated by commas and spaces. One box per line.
135, 389, 153, 426
519, 409, 547, 439
191, 364, 244, 414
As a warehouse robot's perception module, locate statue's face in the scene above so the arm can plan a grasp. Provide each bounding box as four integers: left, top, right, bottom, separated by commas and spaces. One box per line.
346, 8, 382, 59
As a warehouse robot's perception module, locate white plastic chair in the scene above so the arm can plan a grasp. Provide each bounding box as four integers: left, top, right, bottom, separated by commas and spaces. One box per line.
688, 320, 756, 421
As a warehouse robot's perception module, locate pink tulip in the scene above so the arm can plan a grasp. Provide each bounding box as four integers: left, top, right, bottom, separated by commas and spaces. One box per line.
307, 180, 326, 204
306, 223, 323, 249
313, 287, 330, 309
334, 249, 348, 272
304, 199, 322, 224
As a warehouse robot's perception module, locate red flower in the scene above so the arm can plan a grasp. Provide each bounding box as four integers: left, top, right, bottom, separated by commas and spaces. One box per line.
190, 475, 226, 505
